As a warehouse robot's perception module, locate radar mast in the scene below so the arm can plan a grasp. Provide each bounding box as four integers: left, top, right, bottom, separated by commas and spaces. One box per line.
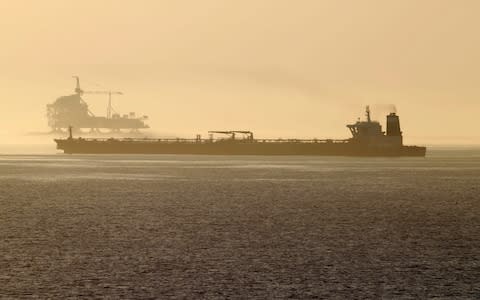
365, 105, 371, 122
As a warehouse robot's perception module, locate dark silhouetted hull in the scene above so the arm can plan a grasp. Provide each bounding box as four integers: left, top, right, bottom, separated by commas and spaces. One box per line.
55, 139, 426, 157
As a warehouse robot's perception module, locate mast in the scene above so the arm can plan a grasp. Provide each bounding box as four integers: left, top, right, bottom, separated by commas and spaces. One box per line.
72, 76, 83, 96
107, 92, 112, 119
365, 105, 371, 122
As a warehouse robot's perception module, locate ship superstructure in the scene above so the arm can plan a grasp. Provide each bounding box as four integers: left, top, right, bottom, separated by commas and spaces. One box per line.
346, 106, 403, 148
47, 77, 149, 133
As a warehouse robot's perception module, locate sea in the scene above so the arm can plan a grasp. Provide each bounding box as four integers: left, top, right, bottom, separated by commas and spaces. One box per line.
0, 147, 479, 298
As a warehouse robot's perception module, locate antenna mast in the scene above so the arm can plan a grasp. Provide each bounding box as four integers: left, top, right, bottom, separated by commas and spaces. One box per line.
107, 92, 112, 119
72, 76, 83, 96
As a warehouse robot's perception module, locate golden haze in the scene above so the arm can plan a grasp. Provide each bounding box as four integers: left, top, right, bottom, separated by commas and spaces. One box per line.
1, 0, 479, 145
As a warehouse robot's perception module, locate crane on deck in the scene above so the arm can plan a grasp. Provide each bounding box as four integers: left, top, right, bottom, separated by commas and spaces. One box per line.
208, 130, 254, 140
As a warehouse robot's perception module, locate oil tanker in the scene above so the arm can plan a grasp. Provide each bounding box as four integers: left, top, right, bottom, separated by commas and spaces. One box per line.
54, 107, 426, 156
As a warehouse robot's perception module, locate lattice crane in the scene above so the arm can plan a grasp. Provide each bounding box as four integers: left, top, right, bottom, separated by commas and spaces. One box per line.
72, 76, 123, 119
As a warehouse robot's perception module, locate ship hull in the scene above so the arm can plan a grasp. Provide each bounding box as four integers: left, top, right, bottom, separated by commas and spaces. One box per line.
55, 139, 426, 157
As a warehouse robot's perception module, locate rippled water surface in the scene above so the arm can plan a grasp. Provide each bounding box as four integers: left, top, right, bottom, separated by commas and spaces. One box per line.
1, 149, 479, 298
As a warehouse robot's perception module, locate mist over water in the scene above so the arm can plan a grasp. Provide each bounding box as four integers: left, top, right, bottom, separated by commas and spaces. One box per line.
2, 1, 480, 145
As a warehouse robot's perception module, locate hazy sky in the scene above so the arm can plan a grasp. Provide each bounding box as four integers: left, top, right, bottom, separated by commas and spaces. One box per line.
1, 0, 479, 144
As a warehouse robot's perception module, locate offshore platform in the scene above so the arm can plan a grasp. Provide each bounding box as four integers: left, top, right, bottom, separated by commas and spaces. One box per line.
46, 77, 149, 133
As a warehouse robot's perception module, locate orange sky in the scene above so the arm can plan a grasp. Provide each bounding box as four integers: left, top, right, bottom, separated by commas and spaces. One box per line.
1, 0, 479, 145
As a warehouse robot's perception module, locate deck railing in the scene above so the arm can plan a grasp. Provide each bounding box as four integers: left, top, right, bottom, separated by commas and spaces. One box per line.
67, 137, 350, 144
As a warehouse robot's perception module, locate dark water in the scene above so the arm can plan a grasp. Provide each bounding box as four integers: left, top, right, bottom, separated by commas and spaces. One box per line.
1, 149, 479, 299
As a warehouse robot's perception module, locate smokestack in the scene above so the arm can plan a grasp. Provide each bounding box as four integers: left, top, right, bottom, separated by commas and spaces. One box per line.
386, 113, 402, 136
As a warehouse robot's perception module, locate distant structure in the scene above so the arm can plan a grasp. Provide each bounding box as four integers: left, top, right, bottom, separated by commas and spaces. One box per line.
47, 77, 149, 132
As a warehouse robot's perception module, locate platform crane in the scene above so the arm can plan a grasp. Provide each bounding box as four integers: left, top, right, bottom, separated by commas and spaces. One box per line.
72, 76, 123, 119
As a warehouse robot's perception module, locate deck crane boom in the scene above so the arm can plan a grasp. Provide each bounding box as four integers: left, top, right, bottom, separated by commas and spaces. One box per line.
208, 130, 254, 140
208, 131, 236, 139
231, 131, 254, 140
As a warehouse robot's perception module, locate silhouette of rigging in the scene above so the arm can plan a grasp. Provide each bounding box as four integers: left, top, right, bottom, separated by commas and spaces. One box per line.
47, 77, 148, 132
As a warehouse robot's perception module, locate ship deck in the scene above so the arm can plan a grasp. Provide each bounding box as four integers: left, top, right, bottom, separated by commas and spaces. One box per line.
60, 137, 351, 144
